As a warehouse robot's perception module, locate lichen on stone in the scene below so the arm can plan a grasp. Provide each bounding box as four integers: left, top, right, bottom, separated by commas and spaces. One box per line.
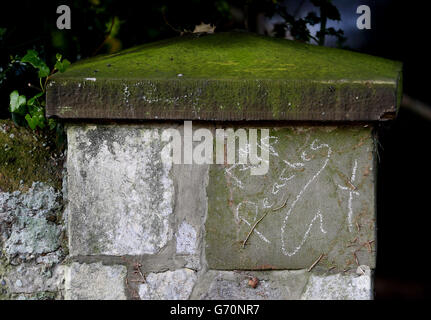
0, 181, 66, 300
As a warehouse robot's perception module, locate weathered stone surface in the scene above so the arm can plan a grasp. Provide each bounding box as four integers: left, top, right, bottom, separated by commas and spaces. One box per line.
176, 221, 197, 254
138, 268, 197, 300
206, 125, 376, 270
172, 159, 209, 270
0, 182, 65, 299
65, 262, 127, 300
191, 270, 310, 300
46, 32, 402, 122
66, 125, 174, 256
0, 182, 63, 262
4, 264, 64, 294
301, 266, 372, 300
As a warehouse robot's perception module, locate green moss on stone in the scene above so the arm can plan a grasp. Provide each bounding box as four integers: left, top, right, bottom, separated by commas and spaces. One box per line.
47, 32, 402, 121
0, 120, 63, 192
55, 32, 401, 82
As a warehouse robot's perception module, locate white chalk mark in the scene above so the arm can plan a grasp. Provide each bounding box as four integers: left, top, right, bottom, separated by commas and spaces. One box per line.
262, 198, 273, 209
235, 200, 257, 223
301, 150, 311, 162
351, 159, 358, 183
285, 210, 327, 256
241, 217, 271, 244
272, 168, 295, 195
283, 160, 304, 169
337, 159, 360, 232
236, 201, 271, 244
224, 136, 280, 189
281, 139, 332, 257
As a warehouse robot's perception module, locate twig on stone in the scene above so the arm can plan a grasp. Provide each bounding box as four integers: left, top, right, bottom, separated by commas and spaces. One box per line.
353, 251, 360, 266
307, 253, 324, 272
242, 210, 269, 248
272, 195, 289, 211
363, 240, 374, 253
133, 262, 146, 283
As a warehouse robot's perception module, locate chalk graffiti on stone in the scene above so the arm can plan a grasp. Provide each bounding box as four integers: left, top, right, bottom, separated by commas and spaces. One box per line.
337, 159, 360, 232
161, 121, 270, 175
206, 127, 374, 269
280, 139, 332, 256
227, 138, 333, 256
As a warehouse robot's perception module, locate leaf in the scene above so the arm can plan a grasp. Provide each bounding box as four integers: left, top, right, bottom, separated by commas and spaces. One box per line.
27, 92, 44, 107
48, 118, 57, 130
193, 22, 216, 34
25, 105, 46, 130
304, 12, 320, 25
54, 58, 71, 73
9, 90, 27, 115
25, 114, 37, 130
25, 111, 46, 130
21, 49, 50, 78
56, 53, 62, 61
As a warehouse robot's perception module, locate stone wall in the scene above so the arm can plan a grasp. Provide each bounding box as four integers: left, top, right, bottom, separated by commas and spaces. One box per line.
1, 121, 375, 300
0, 120, 66, 300
61, 123, 374, 300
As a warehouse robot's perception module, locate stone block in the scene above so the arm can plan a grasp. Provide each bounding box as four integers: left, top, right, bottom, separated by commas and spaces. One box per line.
66, 125, 174, 256
138, 268, 197, 300
301, 266, 372, 300
191, 270, 310, 300
4, 264, 64, 294
206, 126, 376, 270
65, 262, 127, 300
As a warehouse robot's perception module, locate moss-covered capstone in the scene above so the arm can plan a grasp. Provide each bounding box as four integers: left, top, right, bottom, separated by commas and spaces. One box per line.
46, 32, 402, 122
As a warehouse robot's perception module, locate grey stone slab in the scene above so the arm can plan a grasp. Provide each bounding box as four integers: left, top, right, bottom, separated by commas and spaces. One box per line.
1, 182, 63, 262
138, 268, 197, 300
66, 125, 175, 256
191, 270, 310, 300
205, 125, 376, 270
46, 33, 402, 122
4, 264, 64, 294
65, 262, 127, 300
301, 265, 372, 300
171, 151, 210, 270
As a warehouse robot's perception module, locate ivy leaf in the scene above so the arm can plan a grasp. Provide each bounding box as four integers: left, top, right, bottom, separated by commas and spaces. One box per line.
21, 49, 50, 78
25, 106, 46, 130
54, 58, 71, 73
48, 118, 57, 130
27, 92, 44, 107
9, 90, 27, 115
25, 114, 38, 130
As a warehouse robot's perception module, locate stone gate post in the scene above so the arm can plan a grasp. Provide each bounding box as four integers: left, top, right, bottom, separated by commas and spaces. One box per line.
46, 32, 402, 300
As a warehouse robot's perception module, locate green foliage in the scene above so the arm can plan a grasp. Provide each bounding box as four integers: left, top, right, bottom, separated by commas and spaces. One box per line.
9, 91, 27, 115
9, 50, 70, 134
21, 50, 50, 78
54, 53, 71, 73
272, 0, 346, 46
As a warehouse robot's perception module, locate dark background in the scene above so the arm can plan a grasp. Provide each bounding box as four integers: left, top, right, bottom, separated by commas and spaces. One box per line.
1, 0, 430, 299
